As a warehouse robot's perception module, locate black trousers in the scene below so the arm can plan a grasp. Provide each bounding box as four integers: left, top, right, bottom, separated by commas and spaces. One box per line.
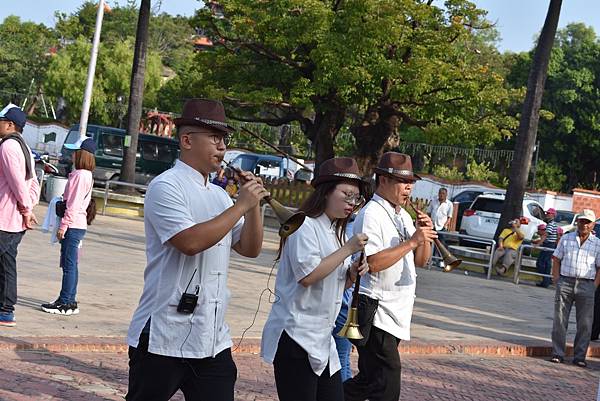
126, 333, 237, 401
592, 285, 600, 340
344, 326, 401, 401
0, 230, 25, 313
274, 331, 344, 401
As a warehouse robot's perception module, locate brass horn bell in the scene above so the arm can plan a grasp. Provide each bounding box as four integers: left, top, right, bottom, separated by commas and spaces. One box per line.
267, 198, 306, 238
336, 307, 363, 340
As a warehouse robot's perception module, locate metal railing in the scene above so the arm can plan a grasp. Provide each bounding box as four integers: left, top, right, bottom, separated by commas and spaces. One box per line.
513, 243, 555, 285
427, 231, 497, 279
101, 180, 148, 215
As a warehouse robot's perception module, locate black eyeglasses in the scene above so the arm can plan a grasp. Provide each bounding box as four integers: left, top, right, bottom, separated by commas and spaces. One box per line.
187, 131, 231, 146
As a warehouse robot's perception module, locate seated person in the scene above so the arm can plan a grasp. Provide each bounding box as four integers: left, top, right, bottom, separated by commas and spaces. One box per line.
492, 219, 525, 275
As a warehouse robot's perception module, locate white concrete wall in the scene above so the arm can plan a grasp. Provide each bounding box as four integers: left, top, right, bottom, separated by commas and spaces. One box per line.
22, 121, 70, 156
412, 175, 573, 211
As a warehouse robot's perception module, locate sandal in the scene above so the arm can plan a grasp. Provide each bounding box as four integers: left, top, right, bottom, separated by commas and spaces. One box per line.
573, 360, 587, 368
550, 355, 563, 363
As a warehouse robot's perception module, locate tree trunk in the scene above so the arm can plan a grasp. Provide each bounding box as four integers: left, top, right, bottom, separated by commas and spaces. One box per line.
119, 0, 151, 191
308, 106, 345, 177
352, 104, 401, 177
494, 0, 562, 239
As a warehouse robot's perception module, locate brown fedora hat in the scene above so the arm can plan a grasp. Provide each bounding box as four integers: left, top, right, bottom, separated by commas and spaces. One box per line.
173, 98, 235, 133
374, 152, 421, 181
312, 157, 364, 187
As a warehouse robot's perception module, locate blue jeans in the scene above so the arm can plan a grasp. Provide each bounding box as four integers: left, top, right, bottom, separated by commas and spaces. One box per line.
59, 228, 86, 304
536, 250, 553, 287
333, 311, 353, 382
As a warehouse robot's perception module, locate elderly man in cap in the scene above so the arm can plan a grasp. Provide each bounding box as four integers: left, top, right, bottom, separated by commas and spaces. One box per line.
126, 99, 269, 400
344, 152, 436, 401
0, 103, 39, 327
550, 209, 600, 368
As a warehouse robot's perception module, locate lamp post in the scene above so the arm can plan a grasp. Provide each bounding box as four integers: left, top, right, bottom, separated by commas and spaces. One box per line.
78, 0, 106, 139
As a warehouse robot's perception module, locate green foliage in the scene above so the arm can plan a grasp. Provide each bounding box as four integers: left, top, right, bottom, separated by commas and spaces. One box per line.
0, 16, 56, 103
534, 159, 566, 192
466, 159, 498, 182
432, 165, 464, 181
45, 37, 162, 125
188, 0, 522, 171
506, 23, 600, 191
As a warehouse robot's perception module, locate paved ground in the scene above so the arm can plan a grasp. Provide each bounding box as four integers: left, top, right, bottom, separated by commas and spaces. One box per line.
0, 203, 597, 400
0, 350, 596, 401
8, 204, 577, 346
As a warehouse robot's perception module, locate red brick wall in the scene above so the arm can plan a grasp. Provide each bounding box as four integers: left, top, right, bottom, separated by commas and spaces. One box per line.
572, 188, 600, 216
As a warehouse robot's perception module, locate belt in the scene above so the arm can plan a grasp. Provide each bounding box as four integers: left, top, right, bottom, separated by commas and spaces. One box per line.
560, 275, 594, 281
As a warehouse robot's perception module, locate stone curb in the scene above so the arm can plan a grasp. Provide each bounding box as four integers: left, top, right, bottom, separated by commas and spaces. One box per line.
0, 337, 598, 358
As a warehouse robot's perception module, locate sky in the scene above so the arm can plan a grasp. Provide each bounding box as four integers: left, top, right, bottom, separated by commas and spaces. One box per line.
1, 0, 599, 53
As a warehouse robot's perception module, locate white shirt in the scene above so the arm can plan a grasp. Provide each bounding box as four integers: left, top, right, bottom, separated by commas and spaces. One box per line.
261, 214, 349, 376
353, 194, 417, 340
428, 198, 453, 231
553, 232, 600, 280
127, 160, 244, 358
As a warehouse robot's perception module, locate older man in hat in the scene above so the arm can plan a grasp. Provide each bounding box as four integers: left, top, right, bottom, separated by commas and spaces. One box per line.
550, 209, 600, 368
0, 103, 39, 327
126, 99, 270, 401
344, 152, 437, 401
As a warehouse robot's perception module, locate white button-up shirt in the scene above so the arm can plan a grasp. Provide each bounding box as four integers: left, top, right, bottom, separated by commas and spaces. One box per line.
553, 232, 600, 280
353, 194, 417, 341
427, 198, 453, 231
127, 160, 244, 359
261, 214, 349, 376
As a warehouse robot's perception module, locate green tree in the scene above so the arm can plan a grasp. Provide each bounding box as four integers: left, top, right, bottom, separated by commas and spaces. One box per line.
190, 0, 520, 174
45, 37, 162, 125
0, 16, 56, 112
506, 23, 600, 191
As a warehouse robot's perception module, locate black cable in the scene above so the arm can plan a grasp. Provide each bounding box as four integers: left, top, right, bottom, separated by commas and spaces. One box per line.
233, 259, 280, 352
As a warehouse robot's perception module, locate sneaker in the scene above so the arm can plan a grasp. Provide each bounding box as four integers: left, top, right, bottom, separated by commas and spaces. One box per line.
0, 311, 16, 327
41, 301, 79, 315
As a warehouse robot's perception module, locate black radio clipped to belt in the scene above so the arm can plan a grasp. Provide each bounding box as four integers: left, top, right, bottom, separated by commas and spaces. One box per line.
177, 269, 199, 314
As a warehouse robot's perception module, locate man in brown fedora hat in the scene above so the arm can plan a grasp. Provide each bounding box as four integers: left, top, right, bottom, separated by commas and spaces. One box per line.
126, 99, 269, 401
344, 152, 436, 401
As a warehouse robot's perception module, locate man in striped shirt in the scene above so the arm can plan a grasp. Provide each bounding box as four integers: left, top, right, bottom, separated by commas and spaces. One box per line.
550, 209, 600, 368
536, 208, 558, 287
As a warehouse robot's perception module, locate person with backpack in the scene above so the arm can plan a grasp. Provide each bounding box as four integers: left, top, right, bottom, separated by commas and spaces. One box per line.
41, 137, 96, 316
0, 103, 40, 327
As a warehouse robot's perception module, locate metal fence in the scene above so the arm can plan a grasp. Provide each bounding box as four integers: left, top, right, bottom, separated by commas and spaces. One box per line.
428, 232, 497, 279
513, 243, 554, 285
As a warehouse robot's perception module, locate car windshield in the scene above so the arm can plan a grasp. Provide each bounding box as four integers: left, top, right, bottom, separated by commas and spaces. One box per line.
471, 198, 504, 214
64, 128, 92, 145
231, 155, 258, 172
555, 211, 575, 225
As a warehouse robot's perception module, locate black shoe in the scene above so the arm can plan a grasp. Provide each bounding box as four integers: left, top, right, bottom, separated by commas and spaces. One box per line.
41, 301, 79, 315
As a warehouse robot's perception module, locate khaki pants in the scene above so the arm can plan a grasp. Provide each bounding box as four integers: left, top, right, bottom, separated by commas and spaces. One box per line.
492, 248, 517, 269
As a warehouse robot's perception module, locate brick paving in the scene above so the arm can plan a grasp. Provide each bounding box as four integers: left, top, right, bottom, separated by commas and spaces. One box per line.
0, 350, 596, 401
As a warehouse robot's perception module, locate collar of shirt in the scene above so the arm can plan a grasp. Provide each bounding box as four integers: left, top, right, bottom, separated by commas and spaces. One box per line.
576, 232, 598, 247
315, 212, 336, 234
372, 193, 403, 215
174, 159, 209, 187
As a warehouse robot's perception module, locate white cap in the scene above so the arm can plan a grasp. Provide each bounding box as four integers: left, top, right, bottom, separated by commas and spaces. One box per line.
577, 209, 596, 223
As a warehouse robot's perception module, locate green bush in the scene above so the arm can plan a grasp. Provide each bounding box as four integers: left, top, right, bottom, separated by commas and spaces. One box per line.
432, 165, 464, 181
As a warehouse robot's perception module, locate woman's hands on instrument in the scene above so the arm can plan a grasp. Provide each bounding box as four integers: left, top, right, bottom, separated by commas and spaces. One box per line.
349, 256, 369, 283
345, 233, 369, 254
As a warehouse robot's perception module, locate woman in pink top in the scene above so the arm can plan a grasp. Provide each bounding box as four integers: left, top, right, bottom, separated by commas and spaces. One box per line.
42, 138, 95, 316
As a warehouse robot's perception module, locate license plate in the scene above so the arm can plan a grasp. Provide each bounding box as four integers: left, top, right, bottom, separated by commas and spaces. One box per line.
485, 218, 498, 224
